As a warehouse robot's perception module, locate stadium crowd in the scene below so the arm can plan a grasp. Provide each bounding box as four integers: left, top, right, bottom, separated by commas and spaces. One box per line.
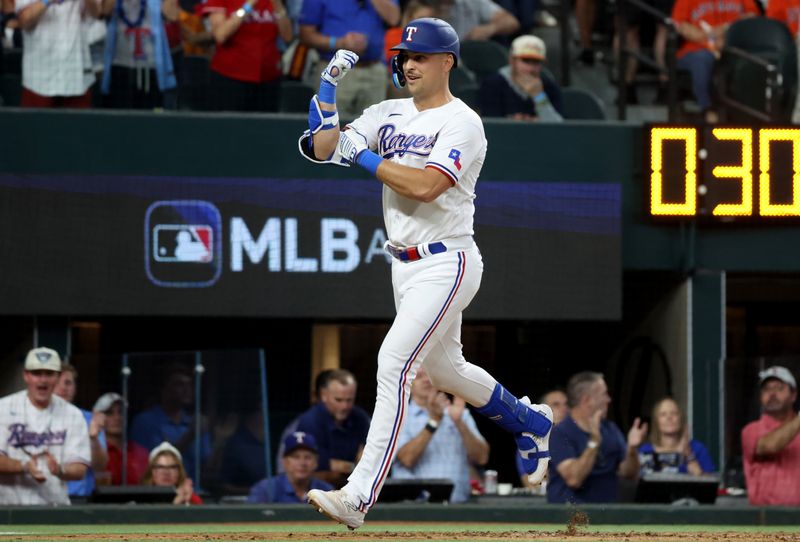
1, 0, 798, 120
1, 346, 798, 507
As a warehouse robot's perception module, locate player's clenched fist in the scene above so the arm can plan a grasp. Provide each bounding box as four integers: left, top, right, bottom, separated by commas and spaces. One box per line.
321, 50, 359, 86
337, 130, 368, 164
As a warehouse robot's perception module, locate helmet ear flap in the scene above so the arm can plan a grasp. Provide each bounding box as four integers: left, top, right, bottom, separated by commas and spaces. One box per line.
391, 53, 406, 89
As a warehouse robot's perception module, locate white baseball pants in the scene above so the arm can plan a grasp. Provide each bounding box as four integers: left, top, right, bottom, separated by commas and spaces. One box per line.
342, 245, 497, 511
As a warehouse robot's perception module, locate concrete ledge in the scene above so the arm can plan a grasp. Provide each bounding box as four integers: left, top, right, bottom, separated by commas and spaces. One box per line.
1, 503, 798, 526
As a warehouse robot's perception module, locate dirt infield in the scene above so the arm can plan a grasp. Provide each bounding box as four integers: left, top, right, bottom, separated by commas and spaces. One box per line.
5, 530, 800, 542
5, 515, 800, 542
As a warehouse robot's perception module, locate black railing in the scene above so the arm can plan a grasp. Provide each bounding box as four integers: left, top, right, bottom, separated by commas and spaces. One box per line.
616, 0, 680, 121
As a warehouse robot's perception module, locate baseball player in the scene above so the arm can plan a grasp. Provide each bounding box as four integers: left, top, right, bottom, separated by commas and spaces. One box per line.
0, 347, 91, 505
298, 18, 554, 529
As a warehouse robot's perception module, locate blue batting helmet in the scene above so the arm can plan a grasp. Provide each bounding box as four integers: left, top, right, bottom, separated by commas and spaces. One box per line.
390, 17, 460, 88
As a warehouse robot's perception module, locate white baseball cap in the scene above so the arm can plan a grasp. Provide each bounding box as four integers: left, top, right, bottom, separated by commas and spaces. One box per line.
511, 34, 546, 61
24, 347, 62, 372
149, 441, 183, 464
759, 366, 796, 389
93, 392, 124, 413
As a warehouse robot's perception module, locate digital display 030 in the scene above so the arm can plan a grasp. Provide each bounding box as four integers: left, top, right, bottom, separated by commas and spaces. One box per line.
647, 125, 800, 219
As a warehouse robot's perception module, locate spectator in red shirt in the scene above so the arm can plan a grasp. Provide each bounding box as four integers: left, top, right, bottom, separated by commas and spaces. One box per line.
142, 441, 203, 505
671, 0, 758, 122
741, 366, 800, 506
92, 393, 149, 486
203, 0, 292, 111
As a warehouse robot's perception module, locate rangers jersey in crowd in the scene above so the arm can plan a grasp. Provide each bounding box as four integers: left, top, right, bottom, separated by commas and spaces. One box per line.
0, 391, 91, 505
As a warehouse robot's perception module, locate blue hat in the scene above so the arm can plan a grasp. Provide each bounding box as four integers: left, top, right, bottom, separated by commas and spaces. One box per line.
283, 431, 318, 456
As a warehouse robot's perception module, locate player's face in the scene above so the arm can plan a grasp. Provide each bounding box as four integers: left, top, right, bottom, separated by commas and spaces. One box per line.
655, 398, 682, 436
151, 452, 181, 487
55, 371, 77, 403
23, 369, 59, 408
320, 381, 356, 423
542, 390, 569, 425
403, 52, 451, 97
282, 448, 318, 483
760, 379, 797, 415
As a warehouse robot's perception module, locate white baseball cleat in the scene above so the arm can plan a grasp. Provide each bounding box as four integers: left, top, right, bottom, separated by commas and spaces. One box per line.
307, 489, 365, 530
518, 397, 553, 486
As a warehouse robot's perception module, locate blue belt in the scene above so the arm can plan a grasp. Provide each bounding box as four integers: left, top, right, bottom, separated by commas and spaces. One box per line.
386, 241, 447, 262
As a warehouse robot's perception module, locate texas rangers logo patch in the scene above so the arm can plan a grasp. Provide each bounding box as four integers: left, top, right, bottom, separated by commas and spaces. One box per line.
405, 26, 418, 41
448, 148, 462, 171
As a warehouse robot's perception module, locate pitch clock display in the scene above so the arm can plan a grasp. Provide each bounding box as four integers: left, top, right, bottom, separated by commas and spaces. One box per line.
647, 125, 800, 219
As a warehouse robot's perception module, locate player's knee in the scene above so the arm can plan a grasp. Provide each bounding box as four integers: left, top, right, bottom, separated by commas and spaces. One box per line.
424, 362, 454, 392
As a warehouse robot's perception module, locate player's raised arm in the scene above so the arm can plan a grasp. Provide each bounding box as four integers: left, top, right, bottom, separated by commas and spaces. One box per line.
305, 50, 359, 161
337, 131, 451, 202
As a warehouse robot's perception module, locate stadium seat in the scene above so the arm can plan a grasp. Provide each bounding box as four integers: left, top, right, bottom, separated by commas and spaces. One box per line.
457, 83, 481, 112
715, 17, 798, 123
451, 65, 480, 110
178, 55, 211, 111
0, 73, 21, 107
459, 40, 509, 84
2, 48, 22, 75
278, 80, 315, 113
561, 87, 606, 120
450, 64, 477, 90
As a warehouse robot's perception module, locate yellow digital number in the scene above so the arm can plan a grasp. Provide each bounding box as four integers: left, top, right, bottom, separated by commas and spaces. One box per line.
711, 128, 753, 216
650, 127, 697, 216
759, 128, 800, 216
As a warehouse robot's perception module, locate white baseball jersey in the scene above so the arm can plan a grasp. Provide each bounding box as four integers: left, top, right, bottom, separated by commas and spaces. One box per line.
0, 391, 91, 505
347, 97, 486, 247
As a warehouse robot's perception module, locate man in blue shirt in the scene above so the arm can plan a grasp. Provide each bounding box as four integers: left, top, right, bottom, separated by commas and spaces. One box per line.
130, 364, 210, 481
547, 372, 647, 504
391, 366, 489, 503
296, 369, 371, 487
299, 0, 400, 119
54, 363, 108, 499
248, 431, 333, 503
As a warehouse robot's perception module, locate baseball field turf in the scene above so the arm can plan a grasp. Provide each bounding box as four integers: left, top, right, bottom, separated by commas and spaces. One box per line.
2, 522, 800, 542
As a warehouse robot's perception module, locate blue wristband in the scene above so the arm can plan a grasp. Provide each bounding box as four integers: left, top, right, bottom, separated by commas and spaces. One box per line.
329, 36, 337, 51
319, 79, 336, 104
356, 150, 382, 176
41, 0, 49, 7
534, 91, 547, 103
241, 2, 253, 13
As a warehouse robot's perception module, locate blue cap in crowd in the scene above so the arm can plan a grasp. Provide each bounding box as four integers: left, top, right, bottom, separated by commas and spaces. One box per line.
283, 431, 318, 456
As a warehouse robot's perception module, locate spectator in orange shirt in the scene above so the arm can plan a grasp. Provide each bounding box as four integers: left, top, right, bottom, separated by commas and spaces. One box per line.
741, 366, 800, 506
671, 0, 758, 122
766, 0, 800, 122
767, 0, 800, 35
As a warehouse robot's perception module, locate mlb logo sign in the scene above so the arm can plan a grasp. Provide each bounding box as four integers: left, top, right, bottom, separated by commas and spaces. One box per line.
153, 225, 214, 263
145, 201, 222, 287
